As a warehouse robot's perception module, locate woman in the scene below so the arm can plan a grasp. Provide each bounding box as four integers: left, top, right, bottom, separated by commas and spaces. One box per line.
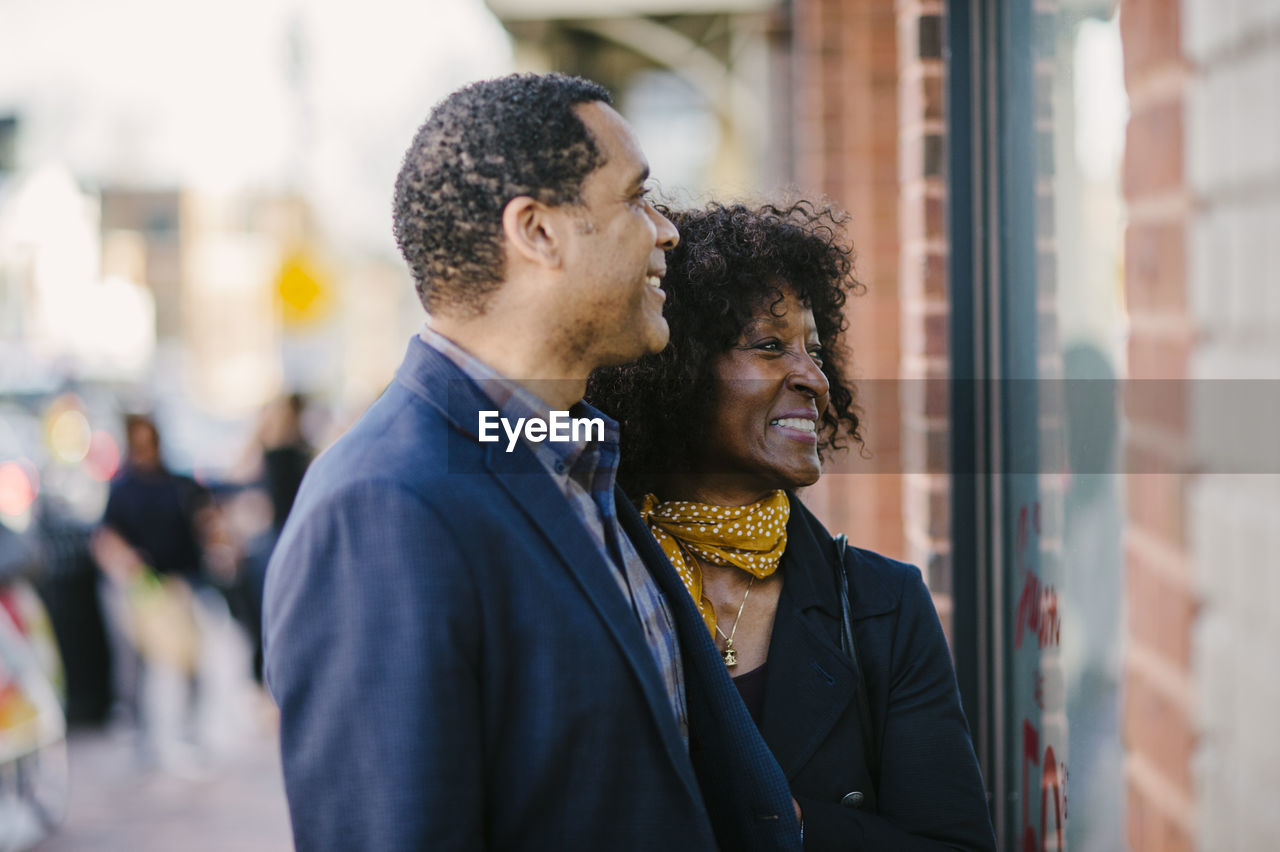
588, 201, 996, 850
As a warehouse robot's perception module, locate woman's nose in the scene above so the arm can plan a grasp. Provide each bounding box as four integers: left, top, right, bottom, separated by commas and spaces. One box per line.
787, 351, 830, 398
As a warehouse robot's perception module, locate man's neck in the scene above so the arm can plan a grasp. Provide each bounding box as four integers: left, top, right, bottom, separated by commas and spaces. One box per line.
423, 317, 588, 410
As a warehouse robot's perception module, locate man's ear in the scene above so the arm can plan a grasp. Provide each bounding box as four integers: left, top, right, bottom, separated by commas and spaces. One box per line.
502, 196, 564, 270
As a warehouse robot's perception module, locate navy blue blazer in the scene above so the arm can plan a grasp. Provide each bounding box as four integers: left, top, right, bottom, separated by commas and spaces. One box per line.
263, 337, 802, 851
759, 498, 996, 850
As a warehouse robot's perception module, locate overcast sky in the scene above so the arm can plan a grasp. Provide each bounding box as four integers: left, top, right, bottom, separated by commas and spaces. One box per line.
0, 0, 513, 254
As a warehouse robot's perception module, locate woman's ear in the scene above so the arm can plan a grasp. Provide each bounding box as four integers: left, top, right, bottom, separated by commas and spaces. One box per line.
502, 196, 563, 270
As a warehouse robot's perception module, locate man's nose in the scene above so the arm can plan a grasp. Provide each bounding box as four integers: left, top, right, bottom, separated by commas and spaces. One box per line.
651, 205, 679, 250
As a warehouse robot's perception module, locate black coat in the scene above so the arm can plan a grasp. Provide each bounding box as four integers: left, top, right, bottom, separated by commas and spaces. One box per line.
759, 497, 997, 851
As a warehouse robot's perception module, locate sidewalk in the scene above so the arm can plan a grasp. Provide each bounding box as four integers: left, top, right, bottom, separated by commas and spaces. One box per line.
34, 596, 292, 851
35, 718, 291, 852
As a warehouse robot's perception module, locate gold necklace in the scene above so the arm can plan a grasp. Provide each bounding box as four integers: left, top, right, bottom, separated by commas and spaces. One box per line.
713, 576, 755, 668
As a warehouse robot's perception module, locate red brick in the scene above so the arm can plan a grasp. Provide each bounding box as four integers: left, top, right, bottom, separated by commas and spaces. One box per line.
1125, 220, 1188, 316
899, 191, 946, 245
1127, 329, 1192, 381
1123, 97, 1184, 199
1124, 533, 1196, 667
901, 418, 948, 474
900, 67, 945, 123
1123, 372, 1190, 440
927, 479, 951, 539
923, 250, 947, 299
1127, 778, 1195, 852
1119, 0, 1183, 86
1122, 657, 1196, 796
924, 374, 949, 418
1125, 474, 1188, 551
1123, 434, 1192, 477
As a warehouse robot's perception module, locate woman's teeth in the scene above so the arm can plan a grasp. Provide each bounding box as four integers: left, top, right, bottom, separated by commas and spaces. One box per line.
770, 418, 815, 432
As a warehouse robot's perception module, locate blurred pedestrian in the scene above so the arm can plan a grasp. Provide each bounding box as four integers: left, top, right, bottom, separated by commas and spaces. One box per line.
92, 414, 208, 770
238, 394, 313, 682
263, 73, 802, 850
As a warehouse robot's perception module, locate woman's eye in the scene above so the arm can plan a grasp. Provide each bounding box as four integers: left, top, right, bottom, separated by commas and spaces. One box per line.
809, 350, 825, 365
753, 340, 782, 351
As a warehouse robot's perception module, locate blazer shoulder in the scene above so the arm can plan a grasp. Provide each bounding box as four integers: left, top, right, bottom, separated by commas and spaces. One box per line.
291, 384, 492, 522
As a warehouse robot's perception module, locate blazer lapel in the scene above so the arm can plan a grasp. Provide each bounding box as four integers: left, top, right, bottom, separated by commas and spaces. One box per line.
397, 336, 699, 798
487, 454, 700, 800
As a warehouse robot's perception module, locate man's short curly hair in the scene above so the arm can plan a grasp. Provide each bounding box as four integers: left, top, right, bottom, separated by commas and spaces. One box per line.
392, 73, 612, 316
587, 200, 864, 498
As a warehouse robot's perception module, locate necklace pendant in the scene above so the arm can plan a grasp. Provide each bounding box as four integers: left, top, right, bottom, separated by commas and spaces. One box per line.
722, 644, 738, 668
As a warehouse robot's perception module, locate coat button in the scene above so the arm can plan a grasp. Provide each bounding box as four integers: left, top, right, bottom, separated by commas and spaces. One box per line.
840, 791, 865, 809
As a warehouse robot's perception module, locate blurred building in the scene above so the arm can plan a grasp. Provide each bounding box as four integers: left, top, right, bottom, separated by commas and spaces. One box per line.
1122, 1, 1280, 849
487, 0, 791, 199
0, 160, 155, 390
2, 164, 412, 477
98, 187, 290, 416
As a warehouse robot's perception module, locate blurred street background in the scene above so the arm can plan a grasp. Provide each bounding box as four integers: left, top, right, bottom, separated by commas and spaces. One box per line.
33, 616, 290, 852
2, 0, 1278, 849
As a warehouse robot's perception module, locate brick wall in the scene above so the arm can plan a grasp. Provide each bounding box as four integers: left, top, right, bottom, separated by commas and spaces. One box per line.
1118, 0, 1198, 849
895, 0, 951, 626
1181, 0, 1280, 849
790, 0, 906, 561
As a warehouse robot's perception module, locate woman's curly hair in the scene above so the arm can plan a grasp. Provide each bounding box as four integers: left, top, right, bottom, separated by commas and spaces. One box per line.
586, 200, 864, 498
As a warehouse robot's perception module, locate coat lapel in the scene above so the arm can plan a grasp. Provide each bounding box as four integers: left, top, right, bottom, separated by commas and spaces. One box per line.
758, 501, 860, 779
757, 498, 900, 780
759, 575, 857, 777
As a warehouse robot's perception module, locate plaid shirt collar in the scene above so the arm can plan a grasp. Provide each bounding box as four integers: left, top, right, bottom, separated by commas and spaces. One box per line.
419, 327, 619, 493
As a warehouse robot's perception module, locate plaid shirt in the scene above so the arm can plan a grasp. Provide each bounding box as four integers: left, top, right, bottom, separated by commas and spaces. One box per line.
422, 328, 688, 742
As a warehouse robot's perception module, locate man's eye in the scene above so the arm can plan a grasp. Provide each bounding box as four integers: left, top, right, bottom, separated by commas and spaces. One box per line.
754, 340, 782, 351
809, 349, 825, 365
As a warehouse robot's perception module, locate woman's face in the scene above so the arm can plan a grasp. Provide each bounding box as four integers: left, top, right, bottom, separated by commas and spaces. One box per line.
698, 284, 831, 496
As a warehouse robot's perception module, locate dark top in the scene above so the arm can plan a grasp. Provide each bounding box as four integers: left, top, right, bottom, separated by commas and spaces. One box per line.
262, 444, 311, 530
103, 466, 206, 578
756, 496, 997, 850
732, 661, 768, 726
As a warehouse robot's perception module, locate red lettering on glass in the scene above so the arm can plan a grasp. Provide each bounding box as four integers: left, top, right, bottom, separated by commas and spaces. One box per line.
1021, 717, 1068, 851
1021, 720, 1039, 852
1041, 746, 1064, 851
1014, 571, 1061, 650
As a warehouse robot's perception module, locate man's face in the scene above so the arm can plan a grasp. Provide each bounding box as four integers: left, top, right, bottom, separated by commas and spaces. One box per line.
127, 423, 161, 471
553, 102, 679, 371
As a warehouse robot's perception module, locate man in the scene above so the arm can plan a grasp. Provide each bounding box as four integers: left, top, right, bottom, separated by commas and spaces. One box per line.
263, 73, 802, 851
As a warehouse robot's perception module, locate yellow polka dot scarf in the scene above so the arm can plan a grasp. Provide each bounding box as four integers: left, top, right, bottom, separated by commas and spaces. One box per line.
639, 490, 790, 638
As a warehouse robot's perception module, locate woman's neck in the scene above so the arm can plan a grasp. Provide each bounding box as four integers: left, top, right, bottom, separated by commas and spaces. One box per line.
657, 472, 775, 507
